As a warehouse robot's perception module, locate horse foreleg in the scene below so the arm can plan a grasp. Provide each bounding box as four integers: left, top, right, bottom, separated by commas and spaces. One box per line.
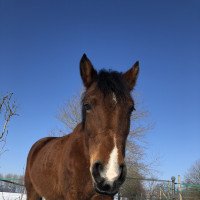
26, 187, 41, 200
25, 176, 41, 200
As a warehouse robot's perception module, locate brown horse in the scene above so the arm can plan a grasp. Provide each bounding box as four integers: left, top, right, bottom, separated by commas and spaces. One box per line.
25, 54, 139, 200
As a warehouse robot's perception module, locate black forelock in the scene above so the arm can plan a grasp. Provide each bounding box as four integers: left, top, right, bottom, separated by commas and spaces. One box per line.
96, 69, 129, 101
81, 69, 130, 126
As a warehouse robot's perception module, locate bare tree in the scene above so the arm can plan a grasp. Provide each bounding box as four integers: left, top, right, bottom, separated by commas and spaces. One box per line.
185, 159, 200, 184
183, 159, 200, 199
0, 93, 17, 156
57, 94, 82, 131
56, 91, 155, 198
119, 166, 146, 199
57, 92, 152, 171
57, 92, 151, 136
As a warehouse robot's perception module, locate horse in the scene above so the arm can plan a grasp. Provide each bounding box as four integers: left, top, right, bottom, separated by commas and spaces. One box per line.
25, 54, 139, 200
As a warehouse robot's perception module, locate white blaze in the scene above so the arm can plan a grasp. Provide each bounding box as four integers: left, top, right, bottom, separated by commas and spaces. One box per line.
102, 138, 119, 182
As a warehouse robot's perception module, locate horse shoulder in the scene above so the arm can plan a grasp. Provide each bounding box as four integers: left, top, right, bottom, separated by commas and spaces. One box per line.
26, 137, 57, 168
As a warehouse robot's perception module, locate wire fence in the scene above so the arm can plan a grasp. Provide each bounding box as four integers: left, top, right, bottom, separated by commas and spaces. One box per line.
118, 175, 200, 200
0, 176, 200, 200
0, 178, 24, 187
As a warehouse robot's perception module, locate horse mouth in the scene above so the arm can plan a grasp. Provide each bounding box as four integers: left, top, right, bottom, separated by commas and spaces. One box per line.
94, 184, 119, 196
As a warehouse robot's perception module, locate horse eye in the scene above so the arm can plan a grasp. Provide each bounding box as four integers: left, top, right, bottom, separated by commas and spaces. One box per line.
84, 103, 92, 111
129, 105, 135, 113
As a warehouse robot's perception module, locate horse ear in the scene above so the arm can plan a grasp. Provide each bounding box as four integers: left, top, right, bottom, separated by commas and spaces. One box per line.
80, 54, 97, 88
123, 61, 139, 90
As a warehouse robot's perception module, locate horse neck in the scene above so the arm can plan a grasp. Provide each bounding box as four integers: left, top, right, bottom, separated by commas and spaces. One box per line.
72, 123, 90, 161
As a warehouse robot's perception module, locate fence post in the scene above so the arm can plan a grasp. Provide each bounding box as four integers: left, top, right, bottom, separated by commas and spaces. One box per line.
159, 186, 162, 200
178, 175, 182, 200
171, 176, 176, 200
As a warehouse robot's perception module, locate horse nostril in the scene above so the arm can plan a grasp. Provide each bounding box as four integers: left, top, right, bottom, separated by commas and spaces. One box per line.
93, 162, 103, 173
92, 162, 104, 183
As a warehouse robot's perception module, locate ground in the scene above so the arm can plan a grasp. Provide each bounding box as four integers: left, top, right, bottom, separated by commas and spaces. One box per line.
0, 192, 26, 200
0, 193, 119, 200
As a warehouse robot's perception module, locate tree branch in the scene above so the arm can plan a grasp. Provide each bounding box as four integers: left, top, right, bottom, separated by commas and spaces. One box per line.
0, 93, 17, 155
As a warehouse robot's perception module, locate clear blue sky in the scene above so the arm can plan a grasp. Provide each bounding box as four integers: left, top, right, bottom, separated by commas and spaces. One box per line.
0, 0, 200, 180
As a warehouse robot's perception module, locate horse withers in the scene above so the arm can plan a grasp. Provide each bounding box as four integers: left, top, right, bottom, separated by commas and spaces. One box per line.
25, 54, 139, 200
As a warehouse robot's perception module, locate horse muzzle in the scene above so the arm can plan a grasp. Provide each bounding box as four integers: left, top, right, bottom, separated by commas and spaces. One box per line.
91, 161, 127, 195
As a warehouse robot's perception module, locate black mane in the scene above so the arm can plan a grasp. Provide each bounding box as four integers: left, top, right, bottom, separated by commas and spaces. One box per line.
96, 69, 129, 101
81, 69, 130, 125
